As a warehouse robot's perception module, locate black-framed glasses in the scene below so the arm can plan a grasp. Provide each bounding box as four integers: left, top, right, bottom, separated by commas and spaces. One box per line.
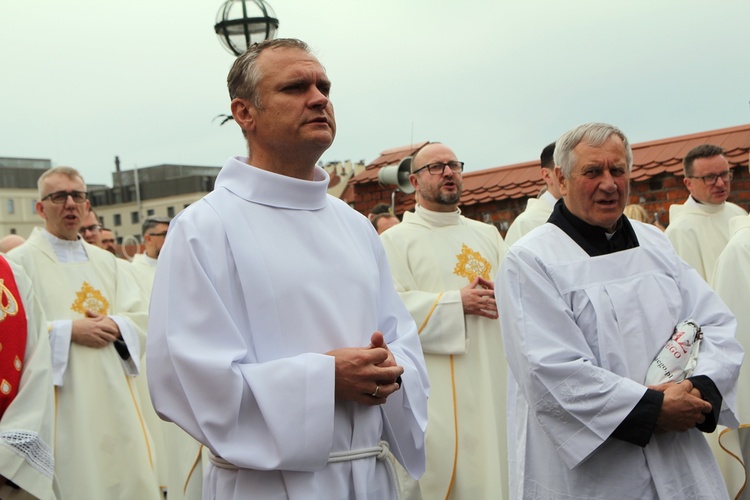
41, 190, 88, 204
147, 231, 168, 238
413, 161, 464, 176
688, 171, 733, 186
79, 224, 101, 234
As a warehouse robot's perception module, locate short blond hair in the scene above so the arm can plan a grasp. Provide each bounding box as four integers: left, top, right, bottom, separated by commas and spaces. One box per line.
623, 204, 649, 223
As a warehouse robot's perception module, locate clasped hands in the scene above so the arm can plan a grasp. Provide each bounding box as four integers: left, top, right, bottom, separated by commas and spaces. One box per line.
327, 331, 403, 407
71, 310, 121, 348
649, 379, 712, 433
461, 276, 498, 319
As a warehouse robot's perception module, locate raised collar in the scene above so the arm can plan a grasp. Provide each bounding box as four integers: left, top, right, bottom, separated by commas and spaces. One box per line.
411, 204, 463, 228
215, 157, 330, 211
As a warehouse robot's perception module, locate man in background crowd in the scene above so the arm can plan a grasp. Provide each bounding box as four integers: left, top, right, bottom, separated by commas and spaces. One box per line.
381, 142, 509, 499
666, 144, 747, 282
504, 142, 561, 246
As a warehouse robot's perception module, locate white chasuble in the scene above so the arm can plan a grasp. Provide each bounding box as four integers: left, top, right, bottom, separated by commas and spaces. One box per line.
0, 259, 55, 500
666, 196, 747, 282
8, 228, 160, 500
380, 206, 509, 500
497, 221, 743, 500
713, 214, 750, 500
147, 157, 429, 500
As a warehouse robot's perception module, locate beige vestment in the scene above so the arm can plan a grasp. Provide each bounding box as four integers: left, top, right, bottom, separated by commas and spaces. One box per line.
381, 205, 509, 499
8, 228, 160, 500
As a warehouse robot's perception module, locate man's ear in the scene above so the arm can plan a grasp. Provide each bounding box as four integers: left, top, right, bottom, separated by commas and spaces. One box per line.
35, 201, 47, 221
230, 98, 255, 133
554, 166, 568, 196
409, 174, 420, 192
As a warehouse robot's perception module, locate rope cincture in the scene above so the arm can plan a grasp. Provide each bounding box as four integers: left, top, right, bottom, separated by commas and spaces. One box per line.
208, 440, 402, 499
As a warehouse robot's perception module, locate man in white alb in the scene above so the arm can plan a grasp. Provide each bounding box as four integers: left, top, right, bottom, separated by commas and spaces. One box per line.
146, 38, 429, 500
496, 122, 743, 499
666, 144, 747, 282
380, 142, 509, 499
8, 166, 160, 500
504, 142, 561, 246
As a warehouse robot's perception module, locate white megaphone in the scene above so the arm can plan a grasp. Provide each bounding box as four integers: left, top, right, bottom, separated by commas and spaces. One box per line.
377, 156, 415, 194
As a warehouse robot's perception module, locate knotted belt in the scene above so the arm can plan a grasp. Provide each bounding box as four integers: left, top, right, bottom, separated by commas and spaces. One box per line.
208, 440, 402, 499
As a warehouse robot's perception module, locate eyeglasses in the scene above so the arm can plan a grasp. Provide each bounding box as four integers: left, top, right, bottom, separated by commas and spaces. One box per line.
41, 190, 88, 204
79, 224, 102, 234
147, 231, 168, 238
688, 171, 733, 186
413, 161, 464, 176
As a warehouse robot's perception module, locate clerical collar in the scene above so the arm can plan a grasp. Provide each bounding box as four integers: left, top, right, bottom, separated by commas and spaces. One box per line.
687, 195, 725, 213
41, 228, 88, 263
548, 199, 639, 256
141, 254, 158, 267
414, 204, 462, 227
215, 157, 330, 211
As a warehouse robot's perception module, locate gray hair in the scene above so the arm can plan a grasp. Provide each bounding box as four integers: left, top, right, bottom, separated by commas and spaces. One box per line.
554, 123, 633, 178
37, 166, 86, 198
227, 38, 311, 108
142, 216, 172, 236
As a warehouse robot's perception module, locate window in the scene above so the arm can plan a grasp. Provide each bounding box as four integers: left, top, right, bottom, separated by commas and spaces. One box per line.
147, 209, 155, 216
131, 211, 139, 224
6, 199, 14, 214
167, 206, 175, 217
183, 203, 190, 209
114, 214, 122, 226
32, 200, 37, 214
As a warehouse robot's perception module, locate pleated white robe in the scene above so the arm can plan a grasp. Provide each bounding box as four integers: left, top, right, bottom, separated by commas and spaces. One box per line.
497, 221, 743, 500
147, 157, 429, 500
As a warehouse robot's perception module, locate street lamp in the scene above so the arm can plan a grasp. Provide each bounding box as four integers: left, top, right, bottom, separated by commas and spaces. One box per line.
214, 0, 279, 56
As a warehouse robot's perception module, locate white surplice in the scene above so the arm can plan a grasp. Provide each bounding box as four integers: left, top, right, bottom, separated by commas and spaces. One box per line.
0, 258, 55, 500
712, 214, 750, 499
147, 157, 429, 500
380, 205, 509, 499
666, 196, 747, 282
131, 252, 205, 500
496, 220, 743, 500
8, 228, 161, 500
504, 191, 557, 247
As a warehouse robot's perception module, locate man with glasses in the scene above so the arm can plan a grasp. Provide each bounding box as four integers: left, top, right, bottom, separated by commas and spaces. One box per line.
666, 144, 747, 282
132, 216, 171, 296
7, 166, 161, 500
100, 228, 117, 255
380, 142, 509, 499
79, 208, 102, 246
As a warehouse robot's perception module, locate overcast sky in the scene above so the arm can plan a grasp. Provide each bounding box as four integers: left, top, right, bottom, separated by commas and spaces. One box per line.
2, 1, 749, 186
